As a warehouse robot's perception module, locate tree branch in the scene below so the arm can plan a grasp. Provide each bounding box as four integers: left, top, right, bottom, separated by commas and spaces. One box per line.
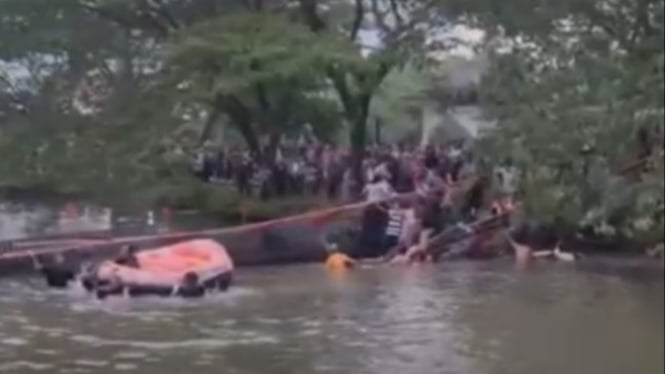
216, 94, 261, 155
580, 2, 633, 52
80, 2, 138, 31
370, 0, 390, 34
0, 73, 22, 102
389, 0, 405, 29
298, 0, 326, 32
147, 0, 181, 30
198, 107, 220, 146
80, 0, 173, 37
350, 0, 365, 41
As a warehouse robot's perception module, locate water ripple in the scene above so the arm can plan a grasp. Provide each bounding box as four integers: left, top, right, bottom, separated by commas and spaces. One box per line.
0, 262, 661, 374
69, 333, 279, 350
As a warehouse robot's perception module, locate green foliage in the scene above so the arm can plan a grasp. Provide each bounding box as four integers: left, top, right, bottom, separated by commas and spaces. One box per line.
167, 13, 357, 96
1, 0, 438, 203
370, 64, 432, 140
141, 180, 329, 221
164, 12, 357, 151
462, 0, 664, 243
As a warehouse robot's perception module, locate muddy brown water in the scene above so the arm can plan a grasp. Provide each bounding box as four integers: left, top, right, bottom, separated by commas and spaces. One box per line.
0, 259, 662, 374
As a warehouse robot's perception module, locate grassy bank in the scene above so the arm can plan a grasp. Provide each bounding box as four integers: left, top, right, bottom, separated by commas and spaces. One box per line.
132, 181, 335, 223
1, 179, 334, 223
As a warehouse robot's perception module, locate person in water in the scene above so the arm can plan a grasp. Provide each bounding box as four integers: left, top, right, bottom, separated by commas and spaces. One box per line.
115, 244, 140, 268
95, 274, 125, 299
324, 243, 356, 272
176, 272, 206, 298
79, 257, 101, 292
30, 252, 76, 288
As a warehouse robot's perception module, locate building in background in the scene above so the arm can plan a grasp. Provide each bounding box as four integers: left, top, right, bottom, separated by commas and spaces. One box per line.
421, 54, 496, 146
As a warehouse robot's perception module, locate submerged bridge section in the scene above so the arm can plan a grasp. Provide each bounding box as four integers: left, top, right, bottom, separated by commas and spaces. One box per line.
0, 177, 504, 277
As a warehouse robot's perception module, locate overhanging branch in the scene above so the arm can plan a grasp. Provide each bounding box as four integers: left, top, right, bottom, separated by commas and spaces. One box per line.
350, 0, 366, 41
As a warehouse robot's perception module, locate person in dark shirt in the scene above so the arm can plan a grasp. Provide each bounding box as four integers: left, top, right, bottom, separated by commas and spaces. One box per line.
31, 253, 76, 288
79, 260, 101, 292
236, 159, 252, 196
424, 146, 439, 170
177, 272, 206, 298
95, 274, 125, 299
271, 161, 288, 197
463, 176, 488, 221
421, 195, 443, 235
115, 244, 140, 268
354, 194, 390, 258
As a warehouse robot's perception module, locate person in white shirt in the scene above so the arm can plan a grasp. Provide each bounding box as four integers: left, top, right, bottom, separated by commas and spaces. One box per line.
386, 201, 426, 264
373, 161, 391, 182
422, 169, 445, 195
384, 202, 406, 251
362, 175, 396, 203
448, 146, 461, 160
386, 201, 422, 256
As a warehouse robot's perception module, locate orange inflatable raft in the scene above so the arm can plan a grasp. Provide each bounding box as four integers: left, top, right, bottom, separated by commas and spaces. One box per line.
91, 239, 234, 296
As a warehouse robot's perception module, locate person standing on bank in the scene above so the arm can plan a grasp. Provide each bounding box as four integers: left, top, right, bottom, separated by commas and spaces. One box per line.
355, 175, 396, 258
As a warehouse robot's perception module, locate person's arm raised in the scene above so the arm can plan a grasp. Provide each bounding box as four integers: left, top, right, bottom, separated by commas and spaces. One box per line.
28, 251, 43, 271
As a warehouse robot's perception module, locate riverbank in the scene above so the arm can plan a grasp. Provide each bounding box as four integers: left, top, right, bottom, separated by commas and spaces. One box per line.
1, 180, 333, 224
143, 182, 336, 223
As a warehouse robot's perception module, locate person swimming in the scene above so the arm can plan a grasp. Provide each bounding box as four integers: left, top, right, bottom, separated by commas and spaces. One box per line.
324, 242, 356, 272
176, 272, 206, 298
95, 274, 125, 299
115, 244, 140, 268
79, 260, 102, 292
95, 272, 207, 299
30, 252, 76, 288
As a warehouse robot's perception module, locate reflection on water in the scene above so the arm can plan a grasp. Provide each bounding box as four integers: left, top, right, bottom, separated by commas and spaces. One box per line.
0, 202, 226, 241
0, 261, 662, 374
0, 202, 112, 240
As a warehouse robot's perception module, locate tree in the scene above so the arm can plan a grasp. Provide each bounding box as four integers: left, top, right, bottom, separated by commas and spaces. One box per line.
297, 0, 443, 189
369, 64, 432, 143
165, 12, 355, 160
448, 0, 664, 243
0, 0, 194, 198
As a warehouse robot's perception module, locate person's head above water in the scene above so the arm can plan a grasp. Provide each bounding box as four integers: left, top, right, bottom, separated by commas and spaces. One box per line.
324, 242, 340, 254
119, 244, 137, 256
52, 253, 65, 265
182, 272, 200, 287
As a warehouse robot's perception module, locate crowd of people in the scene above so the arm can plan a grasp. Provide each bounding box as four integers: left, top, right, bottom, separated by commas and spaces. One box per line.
333, 167, 515, 269
31, 140, 524, 291
192, 140, 522, 269
26, 126, 663, 292
192, 142, 476, 202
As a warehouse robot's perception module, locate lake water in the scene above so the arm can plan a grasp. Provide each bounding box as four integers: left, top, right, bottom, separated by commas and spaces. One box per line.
0, 260, 662, 374
0, 202, 224, 240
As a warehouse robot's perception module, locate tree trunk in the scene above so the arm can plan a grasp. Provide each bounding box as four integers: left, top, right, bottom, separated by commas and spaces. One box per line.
375, 117, 382, 145
348, 95, 371, 195
234, 119, 261, 159
216, 96, 262, 158
198, 109, 220, 147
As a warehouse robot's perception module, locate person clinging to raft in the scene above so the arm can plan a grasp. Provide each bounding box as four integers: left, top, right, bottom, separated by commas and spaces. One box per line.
115, 244, 140, 268
176, 272, 206, 298
30, 252, 76, 288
